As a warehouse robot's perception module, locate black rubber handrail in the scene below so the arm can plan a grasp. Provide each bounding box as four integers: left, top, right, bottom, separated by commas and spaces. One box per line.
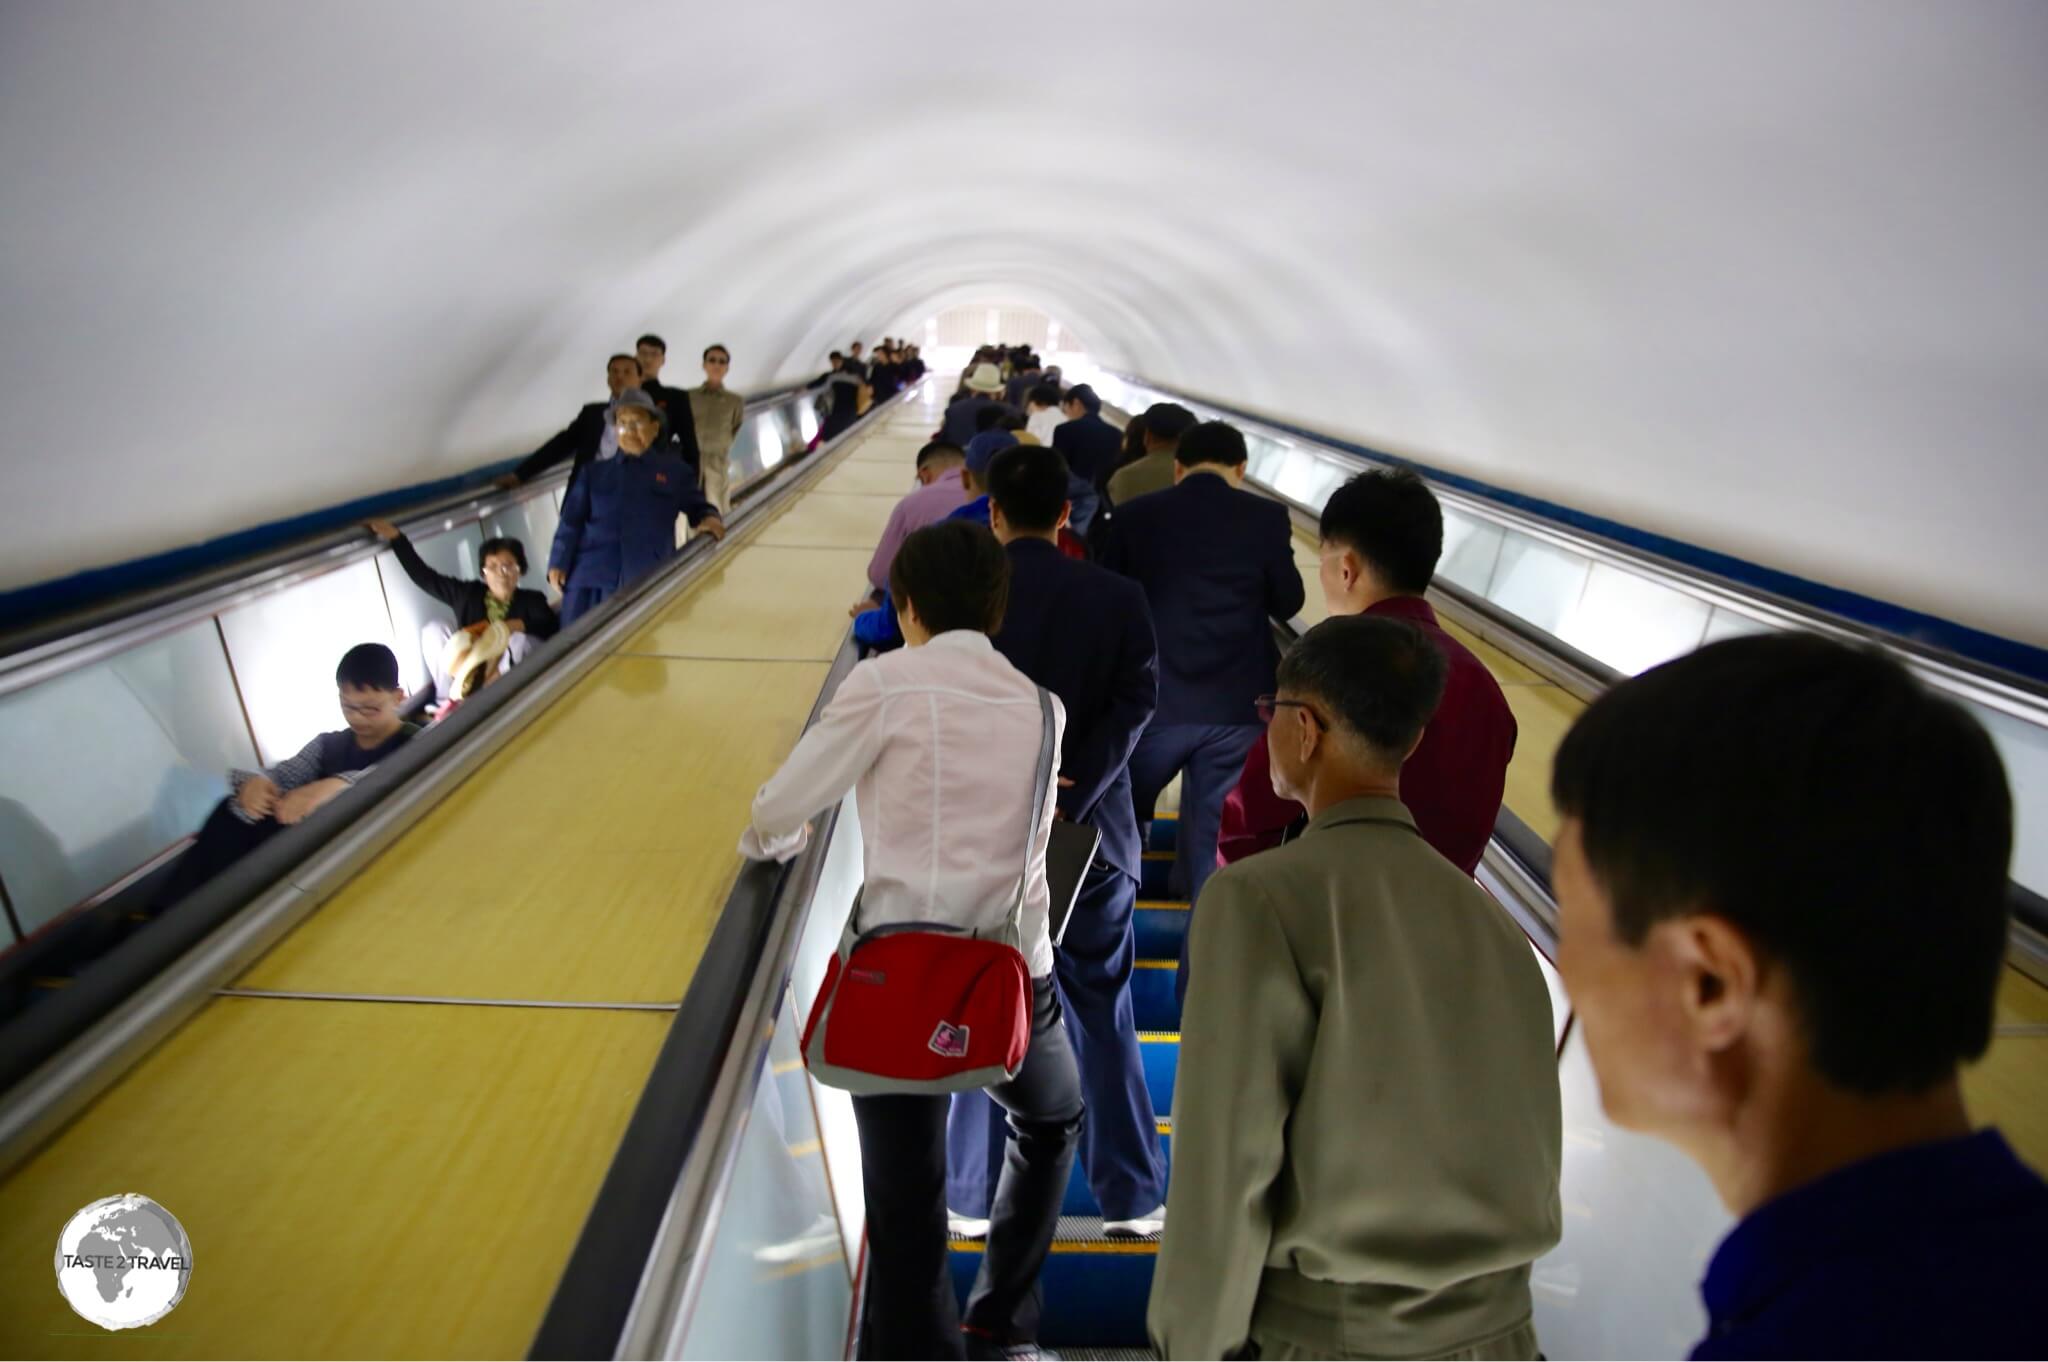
0, 378, 816, 666
0, 399, 831, 1096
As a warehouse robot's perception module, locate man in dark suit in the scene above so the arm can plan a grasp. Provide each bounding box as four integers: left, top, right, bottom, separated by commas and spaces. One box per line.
1099, 420, 1305, 1006
634, 333, 704, 470
507, 352, 643, 487
1052, 384, 1121, 492
946, 443, 1170, 1240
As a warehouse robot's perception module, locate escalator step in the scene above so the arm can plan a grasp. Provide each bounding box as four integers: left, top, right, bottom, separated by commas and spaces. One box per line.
1132, 961, 1181, 1033
1133, 904, 1188, 960
950, 1216, 1158, 1348
1139, 1033, 1179, 1113
1147, 815, 1178, 856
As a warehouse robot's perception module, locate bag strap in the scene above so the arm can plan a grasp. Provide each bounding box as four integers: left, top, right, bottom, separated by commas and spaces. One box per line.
1003, 687, 1057, 942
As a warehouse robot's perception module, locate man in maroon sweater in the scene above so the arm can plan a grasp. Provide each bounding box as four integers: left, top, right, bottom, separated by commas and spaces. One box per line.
1218, 468, 1515, 875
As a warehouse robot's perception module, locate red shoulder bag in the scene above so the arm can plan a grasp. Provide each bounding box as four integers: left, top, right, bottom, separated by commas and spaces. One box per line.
800, 688, 1054, 1094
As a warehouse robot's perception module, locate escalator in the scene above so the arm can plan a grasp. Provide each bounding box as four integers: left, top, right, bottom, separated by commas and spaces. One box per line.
0, 380, 939, 1358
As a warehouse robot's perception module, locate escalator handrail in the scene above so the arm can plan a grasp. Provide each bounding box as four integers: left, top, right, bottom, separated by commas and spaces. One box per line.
0, 383, 912, 1178
1100, 368, 2048, 722
0, 379, 818, 691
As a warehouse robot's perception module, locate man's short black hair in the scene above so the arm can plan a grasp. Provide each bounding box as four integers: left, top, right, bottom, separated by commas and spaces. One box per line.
987, 445, 1072, 533
608, 352, 640, 371
1277, 616, 1446, 764
479, 537, 528, 575
1176, 420, 1249, 469
636, 334, 666, 353
1552, 632, 2013, 1096
915, 440, 965, 469
336, 642, 401, 692
888, 520, 1010, 636
1141, 403, 1196, 444
829, 350, 844, 362
1026, 383, 1062, 409
1064, 384, 1102, 414
996, 411, 1028, 433
974, 404, 1010, 433
703, 343, 731, 361
1320, 468, 1443, 595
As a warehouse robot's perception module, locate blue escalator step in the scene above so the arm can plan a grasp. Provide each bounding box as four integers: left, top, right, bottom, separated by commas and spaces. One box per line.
1139, 853, 1179, 900
1132, 902, 1187, 960
1139, 1032, 1178, 1114
1146, 814, 1178, 855
951, 1216, 1158, 1348
1062, 1123, 1173, 1216
1131, 961, 1181, 1033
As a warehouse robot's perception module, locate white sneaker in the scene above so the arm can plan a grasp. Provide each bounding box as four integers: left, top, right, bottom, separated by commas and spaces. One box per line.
1101, 1204, 1166, 1238
751, 1212, 842, 1265
948, 1209, 991, 1239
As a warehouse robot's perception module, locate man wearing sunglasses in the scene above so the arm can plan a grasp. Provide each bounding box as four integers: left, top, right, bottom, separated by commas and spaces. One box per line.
688, 344, 746, 514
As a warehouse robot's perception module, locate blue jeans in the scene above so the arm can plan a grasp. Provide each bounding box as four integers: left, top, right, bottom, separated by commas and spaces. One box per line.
1127, 722, 1263, 1008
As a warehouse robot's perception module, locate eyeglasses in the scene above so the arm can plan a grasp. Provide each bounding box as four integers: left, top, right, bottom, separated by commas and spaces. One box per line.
341, 701, 389, 719
706, 356, 730, 365
482, 561, 522, 576
1254, 694, 1326, 728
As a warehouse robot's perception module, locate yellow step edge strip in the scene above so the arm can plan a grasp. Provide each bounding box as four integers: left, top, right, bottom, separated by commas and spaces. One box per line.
1135, 959, 1179, 970
1141, 852, 1175, 862
1136, 900, 1190, 911
951, 1239, 1160, 1256
1138, 1032, 1181, 1043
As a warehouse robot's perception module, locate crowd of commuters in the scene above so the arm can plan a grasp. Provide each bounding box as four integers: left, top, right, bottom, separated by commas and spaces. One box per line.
142, 334, 903, 918
737, 341, 2045, 1361
126, 332, 2043, 1360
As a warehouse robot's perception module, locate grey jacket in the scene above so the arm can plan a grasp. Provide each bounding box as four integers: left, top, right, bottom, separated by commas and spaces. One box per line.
1149, 796, 1563, 1360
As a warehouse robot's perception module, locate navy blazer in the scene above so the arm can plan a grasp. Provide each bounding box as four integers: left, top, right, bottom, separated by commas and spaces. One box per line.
993, 538, 1158, 880
1052, 412, 1123, 490
1099, 472, 1305, 726
548, 450, 718, 594
515, 401, 607, 484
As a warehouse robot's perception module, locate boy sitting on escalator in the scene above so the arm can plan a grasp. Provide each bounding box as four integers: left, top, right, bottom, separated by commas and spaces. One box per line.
147, 644, 420, 916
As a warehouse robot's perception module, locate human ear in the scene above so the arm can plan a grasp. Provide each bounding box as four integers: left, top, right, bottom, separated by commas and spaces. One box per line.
1663, 914, 1761, 1055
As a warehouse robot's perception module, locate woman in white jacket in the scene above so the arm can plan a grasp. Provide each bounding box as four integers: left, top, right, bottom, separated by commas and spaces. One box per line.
742, 520, 1081, 1361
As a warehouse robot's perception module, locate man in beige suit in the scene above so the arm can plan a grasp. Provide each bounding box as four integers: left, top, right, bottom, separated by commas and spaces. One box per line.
1149, 615, 1562, 1361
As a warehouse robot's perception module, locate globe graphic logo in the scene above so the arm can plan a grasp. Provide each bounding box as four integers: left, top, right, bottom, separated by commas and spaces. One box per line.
53, 1194, 193, 1331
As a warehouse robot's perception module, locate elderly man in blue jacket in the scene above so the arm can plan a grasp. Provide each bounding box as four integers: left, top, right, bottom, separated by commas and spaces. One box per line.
547, 388, 725, 626
946, 442, 1171, 1241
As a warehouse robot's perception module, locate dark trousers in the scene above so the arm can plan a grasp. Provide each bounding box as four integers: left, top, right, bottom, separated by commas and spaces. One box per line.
948, 861, 1164, 1220
558, 584, 612, 629
855, 975, 1082, 1360
1127, 722, 1262, 1007
152, 797, 282, 914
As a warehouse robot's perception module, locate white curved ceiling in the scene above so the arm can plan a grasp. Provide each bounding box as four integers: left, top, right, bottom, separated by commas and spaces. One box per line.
3, 1, 2044, 647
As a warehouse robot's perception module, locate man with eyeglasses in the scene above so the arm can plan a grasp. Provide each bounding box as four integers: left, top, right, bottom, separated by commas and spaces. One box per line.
547, 388, 726, 626
146, 644, 422, 919
688, 344, 747, 514
366, 520, 559, 702
634, 333, 704, 471
1151, 615, 1562, 1362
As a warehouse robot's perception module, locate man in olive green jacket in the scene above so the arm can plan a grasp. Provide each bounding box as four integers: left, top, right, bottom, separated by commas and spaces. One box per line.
1149, 615, 1562, 1361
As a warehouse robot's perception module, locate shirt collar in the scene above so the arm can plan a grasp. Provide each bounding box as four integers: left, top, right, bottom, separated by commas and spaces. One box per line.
922, 629, 997, 655
1701, 1130, 2026, 1339
1364, 595, 1439, 626
1303, 795, 1416, 835
1007, 536, 1062, 559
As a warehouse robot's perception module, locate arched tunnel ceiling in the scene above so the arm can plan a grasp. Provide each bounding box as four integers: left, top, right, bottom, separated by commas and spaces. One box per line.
2, 2, 2044, 646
